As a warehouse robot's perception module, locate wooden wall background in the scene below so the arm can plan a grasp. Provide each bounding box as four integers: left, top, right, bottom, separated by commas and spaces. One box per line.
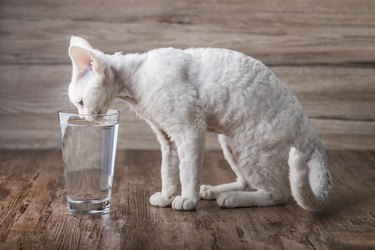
0, 0, 374, 150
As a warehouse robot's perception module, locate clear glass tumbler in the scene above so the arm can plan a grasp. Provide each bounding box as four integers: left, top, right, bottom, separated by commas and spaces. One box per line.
58, 109, 120, 215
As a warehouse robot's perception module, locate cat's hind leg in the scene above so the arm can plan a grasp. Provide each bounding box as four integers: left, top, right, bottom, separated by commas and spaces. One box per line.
200, 134, 247, 200
216, 146, 289, 208
216, 190, 286, 208
200, 182, 246, 200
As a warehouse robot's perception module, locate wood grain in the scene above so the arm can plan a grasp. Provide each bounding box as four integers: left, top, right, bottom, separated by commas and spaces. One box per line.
0, 0, 374, 150
0, 0, 375, 65
0, 149, 374, 249
1, 113, 375, 150
0, 65, 374, 150
1, 65, 374, 120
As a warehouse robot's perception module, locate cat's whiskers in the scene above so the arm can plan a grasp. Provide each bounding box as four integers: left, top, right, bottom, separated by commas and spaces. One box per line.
59, 93, 69, 103
59, 88, 72, 107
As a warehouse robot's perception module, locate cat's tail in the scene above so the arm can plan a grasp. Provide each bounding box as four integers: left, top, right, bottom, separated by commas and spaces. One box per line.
288, 146, 333, 211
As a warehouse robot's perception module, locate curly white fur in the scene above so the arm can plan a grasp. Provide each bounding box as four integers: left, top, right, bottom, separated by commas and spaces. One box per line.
67, 36, 332, 211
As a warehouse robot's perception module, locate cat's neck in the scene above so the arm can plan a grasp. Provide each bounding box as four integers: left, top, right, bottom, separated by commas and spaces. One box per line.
109, 53, 146, 104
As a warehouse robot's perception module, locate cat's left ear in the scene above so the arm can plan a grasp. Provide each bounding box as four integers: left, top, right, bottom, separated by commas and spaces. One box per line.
68, 36, 105, 76
69, 36, 93, 50
69, 46, 105, 76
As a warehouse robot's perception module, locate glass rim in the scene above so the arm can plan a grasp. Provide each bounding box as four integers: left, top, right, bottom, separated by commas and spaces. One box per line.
58, 109, 119, 117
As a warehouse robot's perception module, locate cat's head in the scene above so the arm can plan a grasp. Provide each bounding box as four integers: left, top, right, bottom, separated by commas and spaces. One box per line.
68, 36, 118, 117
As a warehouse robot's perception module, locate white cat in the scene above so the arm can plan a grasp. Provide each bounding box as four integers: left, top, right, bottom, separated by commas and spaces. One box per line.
67, 36, 332, 211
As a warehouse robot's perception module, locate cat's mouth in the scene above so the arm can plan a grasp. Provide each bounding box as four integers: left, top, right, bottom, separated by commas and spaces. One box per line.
85, 114, 96, 121
78, 111, 95, 121
80, 107, 109, 121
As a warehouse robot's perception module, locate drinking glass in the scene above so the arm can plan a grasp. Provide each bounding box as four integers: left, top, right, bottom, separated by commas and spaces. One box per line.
58, 109, 119, 215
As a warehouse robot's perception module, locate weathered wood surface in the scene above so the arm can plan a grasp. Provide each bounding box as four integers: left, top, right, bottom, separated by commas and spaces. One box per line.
0, 149, 374, 249
0, 0, 374, 150
0, 65, 374, 150
1, 0, 375, 65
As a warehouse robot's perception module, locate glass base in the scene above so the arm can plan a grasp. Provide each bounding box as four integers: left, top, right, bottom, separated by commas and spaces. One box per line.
68, 198, 110, 215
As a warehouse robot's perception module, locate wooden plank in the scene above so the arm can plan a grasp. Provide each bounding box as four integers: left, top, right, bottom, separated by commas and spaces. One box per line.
0, 113, 219, 150
1, 113, 375, 150
1, 65, 374, 120
272, 66, 375, 121
311, 119, 375, 150
0, 149, 374, 248
0, 113, 159, 150
0, 65, 374, 150
0, 0, 374, 150
0, 0, 375, 65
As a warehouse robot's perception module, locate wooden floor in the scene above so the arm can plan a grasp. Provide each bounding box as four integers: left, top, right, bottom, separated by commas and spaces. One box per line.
1, 0, 375, 151
0, 150, 374, 249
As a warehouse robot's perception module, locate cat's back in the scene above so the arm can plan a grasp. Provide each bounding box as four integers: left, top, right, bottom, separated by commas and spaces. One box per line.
184, 47, 259, 72
182, 48, 271, 87
145, 47, 260, 74
184, 47, 254, 62
144, 47, 284, 100
146, 47, 187, 62
147, 47, 250, 61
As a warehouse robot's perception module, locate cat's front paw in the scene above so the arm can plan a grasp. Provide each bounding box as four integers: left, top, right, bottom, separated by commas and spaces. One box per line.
199, 185, 216, 200
216, 192, 240, 208
149, 192, 174, 207
172, 196, 198, 210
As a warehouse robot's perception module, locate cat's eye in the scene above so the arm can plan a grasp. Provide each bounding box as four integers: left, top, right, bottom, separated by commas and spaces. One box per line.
78, 100, 84, 106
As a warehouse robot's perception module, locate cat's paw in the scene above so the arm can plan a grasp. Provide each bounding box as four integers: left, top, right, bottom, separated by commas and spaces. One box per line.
199, 185, 216, 200
216, 192, 240, 208
149, 192, 174, 207
172, 196, 198, 210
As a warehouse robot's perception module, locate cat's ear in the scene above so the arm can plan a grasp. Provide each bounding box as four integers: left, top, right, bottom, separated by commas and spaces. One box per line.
68, 36, 105, 76
69, 36, 93, 50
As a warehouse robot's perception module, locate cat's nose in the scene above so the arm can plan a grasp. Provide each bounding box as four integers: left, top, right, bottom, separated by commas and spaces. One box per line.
77, 109, 85, 119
